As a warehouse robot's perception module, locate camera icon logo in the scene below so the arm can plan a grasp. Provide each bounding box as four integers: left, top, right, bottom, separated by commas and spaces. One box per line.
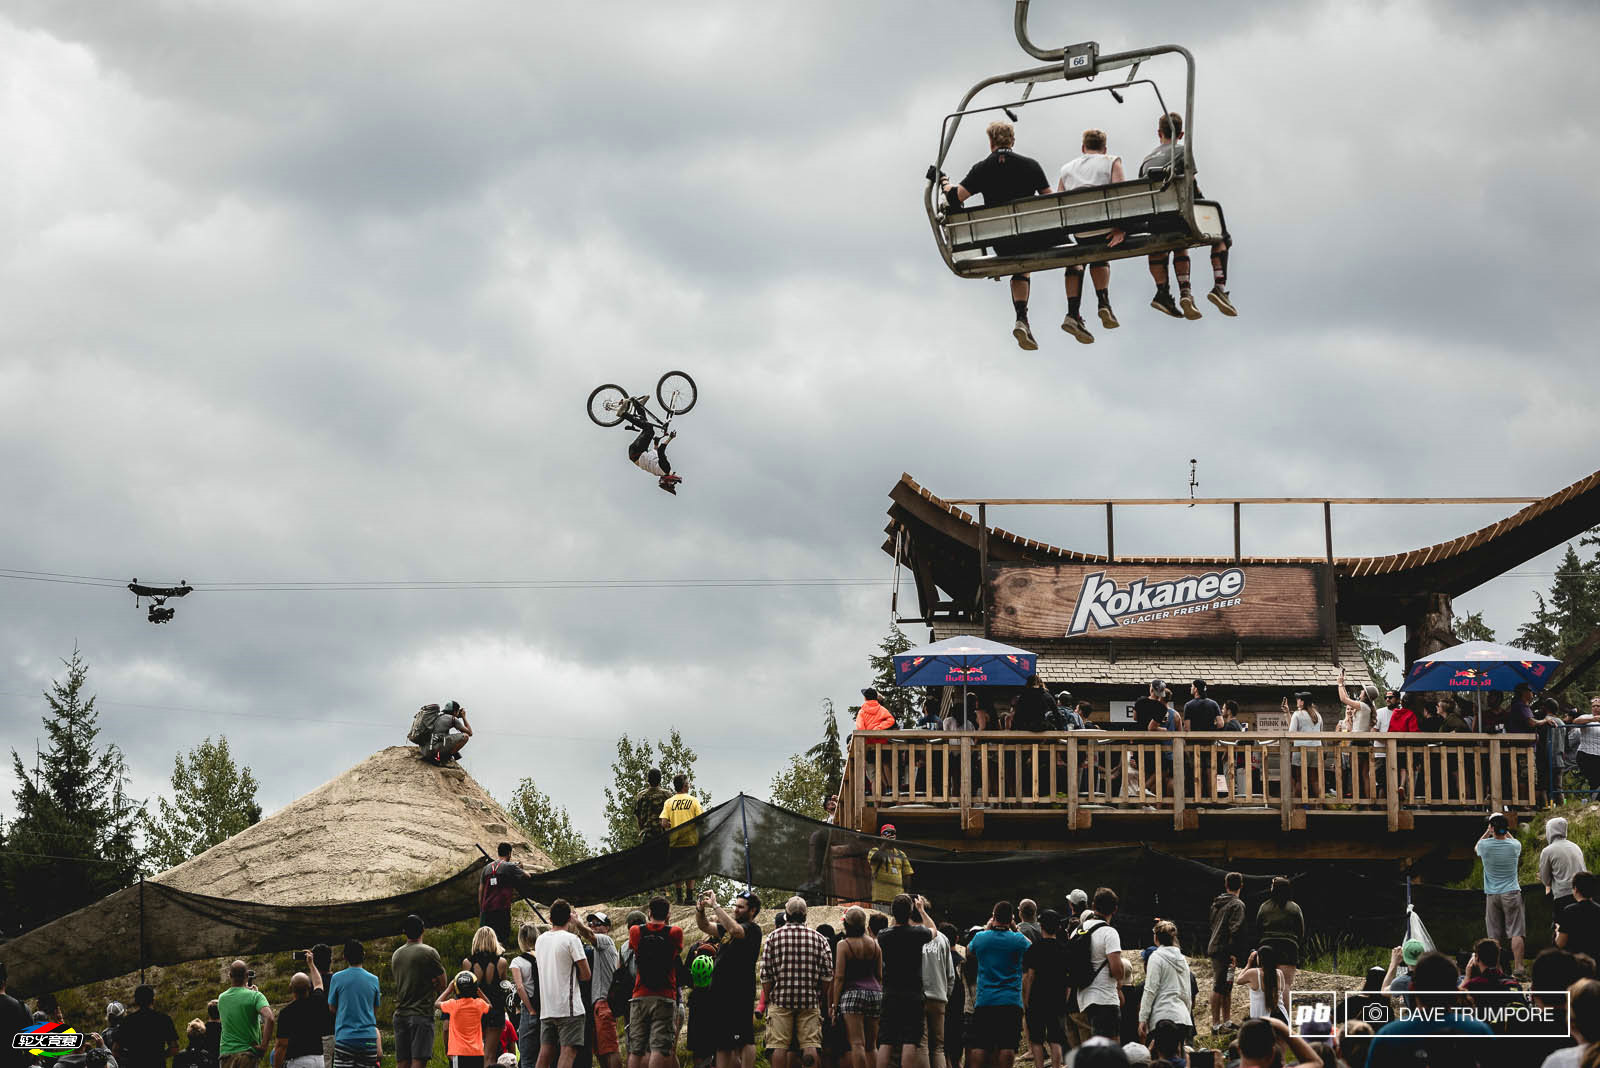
1361, 1002, 1391, 1024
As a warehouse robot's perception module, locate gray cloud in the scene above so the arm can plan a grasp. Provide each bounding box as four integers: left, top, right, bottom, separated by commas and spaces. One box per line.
1, 0, 1596, 842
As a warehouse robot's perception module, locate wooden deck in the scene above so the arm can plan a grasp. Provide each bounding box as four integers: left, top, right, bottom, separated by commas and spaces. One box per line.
840, 730, 1537, 858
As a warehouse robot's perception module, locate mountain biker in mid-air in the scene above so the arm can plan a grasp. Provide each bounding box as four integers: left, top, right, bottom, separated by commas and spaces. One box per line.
622, 397, 683, 495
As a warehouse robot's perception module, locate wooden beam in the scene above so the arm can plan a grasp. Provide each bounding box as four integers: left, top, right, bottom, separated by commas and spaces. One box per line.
1105, 502, 1115, 562
978, 504, 989, 628
1173, 736, 1187, 832
1547, 625, 1600, 694
942, 496, 1546, 507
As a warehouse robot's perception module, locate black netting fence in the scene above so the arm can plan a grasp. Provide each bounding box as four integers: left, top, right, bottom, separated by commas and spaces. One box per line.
2, 795, 1547, 996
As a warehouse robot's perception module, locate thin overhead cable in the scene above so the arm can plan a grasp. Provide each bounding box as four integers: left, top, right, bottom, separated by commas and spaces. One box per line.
0, 569, 888, 592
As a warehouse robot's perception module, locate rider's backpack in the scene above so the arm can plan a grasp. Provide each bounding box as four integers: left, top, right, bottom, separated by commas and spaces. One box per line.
634, 924, 679, 991
408, 704, 442, 746
1064, 917, 1109, 991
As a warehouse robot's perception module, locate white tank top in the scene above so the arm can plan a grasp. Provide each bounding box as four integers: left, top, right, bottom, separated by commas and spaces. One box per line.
1247, 971, 1289, 1020
1058, 153, 1119, 190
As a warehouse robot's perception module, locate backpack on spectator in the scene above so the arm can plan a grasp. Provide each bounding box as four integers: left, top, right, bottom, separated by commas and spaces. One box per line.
606, 948, 637, 1018
634, 925, 679, 991
408, 704, 442, 745
1064, 917, 1110, 990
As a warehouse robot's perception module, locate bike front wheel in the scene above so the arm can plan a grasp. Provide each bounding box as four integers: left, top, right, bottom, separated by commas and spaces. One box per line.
587, 383, 630, 427
656, 371, 697, 416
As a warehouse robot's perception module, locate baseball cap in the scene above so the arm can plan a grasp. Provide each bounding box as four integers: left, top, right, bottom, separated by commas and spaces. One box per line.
1401, 939, 1426, 966
862, 687, 879, 700
1150, 678, 1165, 691
585, 911, 611, 927
1067, 888, 1089, 910
879, 823, 897, 836
1294, 690, 1312, 699
1489, 812, 1509, 833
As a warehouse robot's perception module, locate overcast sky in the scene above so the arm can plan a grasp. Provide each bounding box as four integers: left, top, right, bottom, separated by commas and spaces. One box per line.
3, 1, 1597, 846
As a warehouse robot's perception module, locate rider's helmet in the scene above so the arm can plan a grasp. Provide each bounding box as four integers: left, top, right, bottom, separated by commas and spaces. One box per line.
453, 971, 477, 997
441, 700, 461, 715
689, 954, 715, 989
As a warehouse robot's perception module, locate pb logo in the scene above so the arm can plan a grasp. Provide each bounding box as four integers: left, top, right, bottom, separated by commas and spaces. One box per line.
1293, 1004, 1332, 1027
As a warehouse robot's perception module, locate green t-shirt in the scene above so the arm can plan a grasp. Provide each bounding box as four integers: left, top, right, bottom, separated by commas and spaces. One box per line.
217, 986, 269, 1055
392, 941, 446, 1017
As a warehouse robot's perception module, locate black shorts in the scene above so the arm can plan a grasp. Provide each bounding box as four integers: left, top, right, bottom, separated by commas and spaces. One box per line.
1024, 1006, 1067, 1047
712, 992, 755, 1051
878, 993, 925, 1048
968, 1005, 1022, 1053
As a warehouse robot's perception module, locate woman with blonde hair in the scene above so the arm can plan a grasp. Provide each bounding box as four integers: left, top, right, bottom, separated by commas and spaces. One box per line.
465, 925, 509, 1064
509, 922, 541, 1067
832, 906, 882, 1068
1138, 920, 1194, 1046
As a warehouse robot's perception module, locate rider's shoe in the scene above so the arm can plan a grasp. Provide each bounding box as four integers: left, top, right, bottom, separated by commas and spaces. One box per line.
1150, 290, 1184, 318
1012, 319, 1038, 351
1060, 314, 1094, 344
659, 475, 682, 495
1097, 304, 1120, 330
658, 430, 677, 447
1208, 286, 1238, 316
1179, 289, 1204, 319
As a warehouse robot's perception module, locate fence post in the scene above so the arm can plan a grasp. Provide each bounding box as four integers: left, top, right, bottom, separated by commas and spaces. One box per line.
852, 734, 867, 831
1489, 739, 1503, 814
1066, 735, 1080, 830
960, 735, 973, 831
1386, 739, 1400, 832
1173, 736, 1187, 831
1278, 736, 1293, 831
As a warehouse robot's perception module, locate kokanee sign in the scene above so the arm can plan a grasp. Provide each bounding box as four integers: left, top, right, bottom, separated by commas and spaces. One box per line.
987, 563, 1327, 643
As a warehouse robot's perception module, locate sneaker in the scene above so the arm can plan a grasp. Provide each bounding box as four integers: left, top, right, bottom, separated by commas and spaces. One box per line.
659, 474, 682, 495
1208, 286, 1238, 316
1060, 314, 1094, 344
1012, 319, 1038, 351
1097, 304, 1120, 330
1149, 290, 1183, 318
1179, 291, 1203, 319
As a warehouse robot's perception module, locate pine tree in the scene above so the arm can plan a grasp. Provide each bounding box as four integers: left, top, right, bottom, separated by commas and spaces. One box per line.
866, 624, 917, 726
600, 729, 711, 854
768, 754, 831, 820
1518, 539, 1600, 692
506, 778, 593, 868
4, 648, 143, 932
143, 736, 262, 871
804, 699, 844, 798
1454, 611, 1497, 643
1353, 627, 1400, 690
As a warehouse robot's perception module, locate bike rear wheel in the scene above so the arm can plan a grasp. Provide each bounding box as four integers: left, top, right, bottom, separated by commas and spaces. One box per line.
656, 371, 697, 415
587, 383, 630, 427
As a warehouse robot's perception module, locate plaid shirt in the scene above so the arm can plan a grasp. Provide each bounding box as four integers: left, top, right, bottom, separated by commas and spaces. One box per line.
759, 923, 833, 1009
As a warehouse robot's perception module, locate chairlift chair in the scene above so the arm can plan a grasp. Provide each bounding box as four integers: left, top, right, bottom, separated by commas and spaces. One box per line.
927, 1, 1227, 280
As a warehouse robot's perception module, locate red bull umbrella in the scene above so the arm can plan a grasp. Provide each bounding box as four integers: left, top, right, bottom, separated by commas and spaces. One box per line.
1401, 640, 1561, 692
892, 636, 1037, 689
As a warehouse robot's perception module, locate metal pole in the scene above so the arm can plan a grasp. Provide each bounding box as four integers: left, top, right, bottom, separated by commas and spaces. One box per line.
139, 873, 146, 984
738, 793, 753, 892
1233, 502, 1241, 562
1105, 503, 1116, 562
1323, 502, 1334, 563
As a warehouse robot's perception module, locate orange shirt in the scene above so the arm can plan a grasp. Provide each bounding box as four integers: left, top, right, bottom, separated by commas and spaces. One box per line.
440, 996, 489, 1056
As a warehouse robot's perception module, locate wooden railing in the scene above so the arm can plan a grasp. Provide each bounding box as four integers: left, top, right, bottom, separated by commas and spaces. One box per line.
839, 731, 1538, 834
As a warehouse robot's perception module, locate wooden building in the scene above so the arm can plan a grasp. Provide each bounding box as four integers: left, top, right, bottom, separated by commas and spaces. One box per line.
835, 470, 1600, 863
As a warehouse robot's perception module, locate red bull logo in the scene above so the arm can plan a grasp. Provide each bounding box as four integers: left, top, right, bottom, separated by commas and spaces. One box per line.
1448, 668, 1493, 689
897, 657, 927, 675
944, 668, 989, 683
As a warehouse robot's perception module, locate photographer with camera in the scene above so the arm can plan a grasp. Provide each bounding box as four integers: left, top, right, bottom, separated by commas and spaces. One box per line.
217, 962, 275, 1068
1478, 813, 1527, 979
272, 958, 330, 1068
